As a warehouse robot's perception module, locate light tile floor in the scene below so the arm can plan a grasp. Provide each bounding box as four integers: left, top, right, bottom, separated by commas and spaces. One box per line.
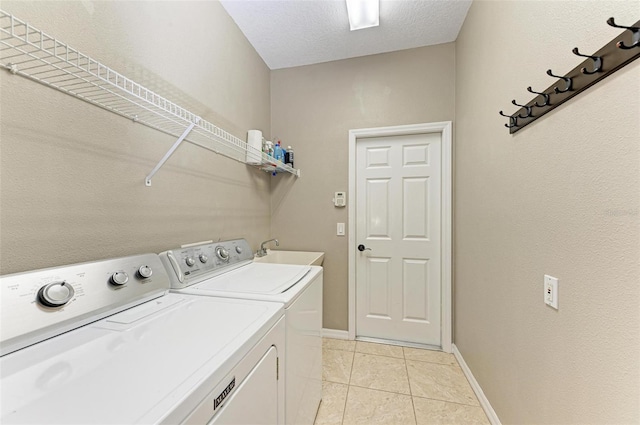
315, 338, 489, 425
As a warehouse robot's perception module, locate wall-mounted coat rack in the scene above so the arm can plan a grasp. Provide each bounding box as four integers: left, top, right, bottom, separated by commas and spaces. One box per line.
500, 17, 640, 134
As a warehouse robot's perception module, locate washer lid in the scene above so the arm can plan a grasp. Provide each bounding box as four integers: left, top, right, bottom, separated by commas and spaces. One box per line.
194, 263, 311, 295
0, 293, 283, 424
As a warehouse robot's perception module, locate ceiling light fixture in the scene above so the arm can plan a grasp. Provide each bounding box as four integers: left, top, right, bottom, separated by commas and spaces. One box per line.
345, 0, 379, 31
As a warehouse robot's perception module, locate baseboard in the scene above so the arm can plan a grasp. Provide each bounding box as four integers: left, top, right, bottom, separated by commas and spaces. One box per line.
322, 328, 349, 339
452, 344, 502, 425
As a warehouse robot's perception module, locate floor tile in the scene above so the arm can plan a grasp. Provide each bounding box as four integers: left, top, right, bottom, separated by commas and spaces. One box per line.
403, 347, 458, 366
413, 397, 490, 425
323, 338, 356, 352
407, 360, 479, 406
314, 381, 348, 425
342, 386, 416, 425
350, 353, 410, 394
322, 348, 354, 384
355, 341, 404, 358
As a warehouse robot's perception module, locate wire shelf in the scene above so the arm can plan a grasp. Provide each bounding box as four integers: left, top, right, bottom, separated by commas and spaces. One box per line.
0, 10, 300, 183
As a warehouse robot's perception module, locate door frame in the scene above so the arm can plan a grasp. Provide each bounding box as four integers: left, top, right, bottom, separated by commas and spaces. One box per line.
348, 122, 452, 353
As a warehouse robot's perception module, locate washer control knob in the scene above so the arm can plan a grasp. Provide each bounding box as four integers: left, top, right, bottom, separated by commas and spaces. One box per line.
38, 281, 75, 307
137, 265, 153, 279
185, 257, 196, 267
216, 247, 229, 261
110, 272, 129, 286
235, 246, 243, 254
199, 254, 208, 263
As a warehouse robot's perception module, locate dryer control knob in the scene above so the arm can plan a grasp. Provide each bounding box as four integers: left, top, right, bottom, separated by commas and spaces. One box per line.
137, 265, 153, 279
199, 254, 208, 263
110, 272, 129, 286
38, 281, 75, 307
235, 246, 243, 254
216, 247, 229, 261
185, 257, 196, 267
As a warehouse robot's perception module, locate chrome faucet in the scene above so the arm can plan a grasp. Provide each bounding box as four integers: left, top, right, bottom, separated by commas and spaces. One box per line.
257, 238, 279, 257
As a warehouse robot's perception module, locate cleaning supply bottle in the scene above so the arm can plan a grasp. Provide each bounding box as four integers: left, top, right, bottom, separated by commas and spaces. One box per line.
285, 146, 294, 167
263, 141, 271, 157
274, 141, 283, 162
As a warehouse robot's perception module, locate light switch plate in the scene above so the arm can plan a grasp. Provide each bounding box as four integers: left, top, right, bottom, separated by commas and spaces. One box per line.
337, 223, 345, 236
544, 275, 559, 309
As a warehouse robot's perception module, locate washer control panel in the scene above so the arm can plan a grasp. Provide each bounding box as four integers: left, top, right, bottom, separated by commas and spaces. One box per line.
159, 239, 254, 289
0, 253, 170, 356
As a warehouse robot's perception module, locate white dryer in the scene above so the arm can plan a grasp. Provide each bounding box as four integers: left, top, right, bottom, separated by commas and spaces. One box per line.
160, 239, 323, 425
1, 253, 285, 424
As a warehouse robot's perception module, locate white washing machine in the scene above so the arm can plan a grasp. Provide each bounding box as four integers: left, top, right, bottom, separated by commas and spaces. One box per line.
1, 253, 285, 424
160, 239, 323, 425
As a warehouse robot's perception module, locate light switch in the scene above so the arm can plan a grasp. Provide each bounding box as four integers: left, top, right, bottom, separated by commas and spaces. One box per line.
544, 275, 559, 309
337, 223, 345, 236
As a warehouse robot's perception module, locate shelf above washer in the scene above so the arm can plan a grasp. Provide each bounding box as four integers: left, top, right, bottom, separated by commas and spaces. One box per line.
0, 10, 300, 184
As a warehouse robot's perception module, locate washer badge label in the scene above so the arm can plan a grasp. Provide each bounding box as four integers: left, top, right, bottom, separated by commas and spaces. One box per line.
214, 377, 236, 410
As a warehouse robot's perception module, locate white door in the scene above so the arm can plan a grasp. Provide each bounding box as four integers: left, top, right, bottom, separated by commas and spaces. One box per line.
355, 132, 441, 345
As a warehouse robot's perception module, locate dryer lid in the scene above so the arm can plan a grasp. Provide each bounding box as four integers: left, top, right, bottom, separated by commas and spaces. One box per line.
195, 263, 311, 295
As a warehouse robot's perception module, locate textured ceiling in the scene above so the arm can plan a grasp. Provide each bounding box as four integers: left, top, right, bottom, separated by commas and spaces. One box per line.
220, 0, 473, 70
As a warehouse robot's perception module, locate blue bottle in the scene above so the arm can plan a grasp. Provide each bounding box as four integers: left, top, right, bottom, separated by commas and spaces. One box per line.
274, 142, 284, 162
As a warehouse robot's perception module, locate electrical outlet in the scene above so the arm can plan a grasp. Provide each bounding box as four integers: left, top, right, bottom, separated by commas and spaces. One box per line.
544, 275, 559, 309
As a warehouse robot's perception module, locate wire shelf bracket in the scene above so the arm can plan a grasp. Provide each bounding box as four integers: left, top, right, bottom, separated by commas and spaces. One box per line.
145, 119, 199, 186
0, 10, 300, 184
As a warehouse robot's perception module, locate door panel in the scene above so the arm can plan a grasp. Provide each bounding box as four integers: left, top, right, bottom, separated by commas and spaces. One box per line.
402, 258, 430, 322
356, 132, 441, 345
403, 177, 430, 240
366, 179, 391, 239
366, 257, 392, 318
366, 146, 392, 168
403, 144, 430, 166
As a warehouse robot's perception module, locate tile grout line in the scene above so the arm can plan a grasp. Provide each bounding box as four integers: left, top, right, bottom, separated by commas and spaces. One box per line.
341, 349, 356, 425
340, 382, 350, 425
354, 351, 404, 360
403, 347, 419, 425
405, 357, 458, 367
347, 383, 412, 397
411, 393, 485, 408
347, 350, 355, 385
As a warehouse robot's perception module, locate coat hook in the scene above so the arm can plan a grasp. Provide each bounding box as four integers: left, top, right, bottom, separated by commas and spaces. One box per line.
499, 110, 518, 128
526, 86, 550, 107
606, 17, 640, 50
511, 100, 533, 118
572, 47, 603, 74
546, 69, 573, 93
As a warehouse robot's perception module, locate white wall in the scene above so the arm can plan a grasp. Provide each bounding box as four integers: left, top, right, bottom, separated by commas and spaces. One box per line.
454, 1, 640, 423
0, 1, 272, 274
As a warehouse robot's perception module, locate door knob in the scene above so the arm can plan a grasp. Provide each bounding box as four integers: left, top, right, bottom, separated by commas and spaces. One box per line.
357, 244, 371, 252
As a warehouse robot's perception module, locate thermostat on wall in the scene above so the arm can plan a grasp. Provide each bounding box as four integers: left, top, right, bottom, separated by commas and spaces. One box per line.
333, 192, 346, 207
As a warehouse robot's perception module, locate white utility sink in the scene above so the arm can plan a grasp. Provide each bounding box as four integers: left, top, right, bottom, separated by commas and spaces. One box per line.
254, 250, 325, 266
